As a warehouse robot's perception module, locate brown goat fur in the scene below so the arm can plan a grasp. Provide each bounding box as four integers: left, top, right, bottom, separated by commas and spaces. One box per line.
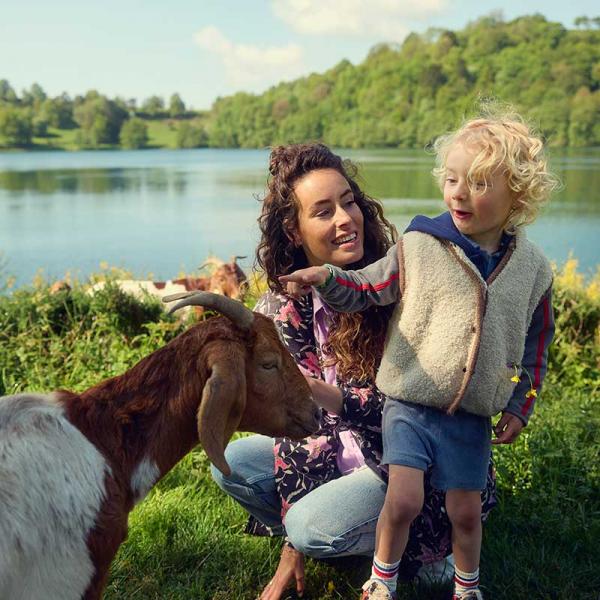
0, 311, 318, 600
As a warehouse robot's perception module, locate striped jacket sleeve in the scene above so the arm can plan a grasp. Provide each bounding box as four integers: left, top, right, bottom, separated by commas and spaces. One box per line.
505, 286, 555, 425
316, 243, 401, 312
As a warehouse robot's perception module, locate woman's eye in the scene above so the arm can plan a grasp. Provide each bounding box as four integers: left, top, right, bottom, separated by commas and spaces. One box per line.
315, 209, 330, 217
345, 198, 356, 207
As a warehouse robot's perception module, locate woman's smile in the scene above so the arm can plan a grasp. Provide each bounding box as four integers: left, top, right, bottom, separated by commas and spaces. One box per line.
332, 231, 359, 247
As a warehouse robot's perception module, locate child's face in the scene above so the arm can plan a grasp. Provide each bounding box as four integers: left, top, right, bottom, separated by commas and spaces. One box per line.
290, 168, 365, 267
443, 143, 514, 253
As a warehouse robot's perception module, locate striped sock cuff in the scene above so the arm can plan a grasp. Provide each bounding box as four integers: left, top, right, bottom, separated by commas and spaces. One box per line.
454, 567, 480, 594
371, 556, 401, 593
372, 556, 401, 579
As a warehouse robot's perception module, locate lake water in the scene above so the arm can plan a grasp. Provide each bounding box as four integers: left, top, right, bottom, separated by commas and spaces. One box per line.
0, 147, 598, 287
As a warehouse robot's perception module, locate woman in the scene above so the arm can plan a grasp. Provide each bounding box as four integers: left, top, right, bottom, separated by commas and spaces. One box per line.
211, 143, 497, 599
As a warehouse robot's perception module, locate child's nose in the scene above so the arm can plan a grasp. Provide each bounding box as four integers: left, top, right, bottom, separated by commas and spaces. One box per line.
452, 182, 469, 200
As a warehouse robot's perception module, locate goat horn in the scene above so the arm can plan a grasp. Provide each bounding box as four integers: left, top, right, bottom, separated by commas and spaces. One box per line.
164, 291, 254, 330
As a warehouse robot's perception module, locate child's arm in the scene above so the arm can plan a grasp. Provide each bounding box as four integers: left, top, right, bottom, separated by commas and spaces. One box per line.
494, 286, 555, 444
279, 244, 401, 312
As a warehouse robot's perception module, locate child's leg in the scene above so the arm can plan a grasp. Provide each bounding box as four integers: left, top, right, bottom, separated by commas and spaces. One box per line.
367, 465, 424, 594
445, 489, 483, 598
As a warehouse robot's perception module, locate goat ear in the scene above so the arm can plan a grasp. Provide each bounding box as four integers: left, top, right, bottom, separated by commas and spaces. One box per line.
198, 354, 246, 477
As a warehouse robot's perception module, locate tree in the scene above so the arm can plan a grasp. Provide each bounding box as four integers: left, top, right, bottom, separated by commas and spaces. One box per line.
0, 107, 33, 146
40, 94, 75, 129
119, 118, 149, 149
175, 122, 208, 148
574, 16, 591, 29
568, 87, 600, 146
168, 93, 186, 117
73, 91, 127, 147
0, 80, 17, 103
141, 95, 165, 116
21, 83, 47, 107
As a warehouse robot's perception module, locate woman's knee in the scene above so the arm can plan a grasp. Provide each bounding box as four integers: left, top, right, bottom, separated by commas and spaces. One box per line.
209, 435, 275, 494
285, 505, 342, 557
210, 462, 230, 492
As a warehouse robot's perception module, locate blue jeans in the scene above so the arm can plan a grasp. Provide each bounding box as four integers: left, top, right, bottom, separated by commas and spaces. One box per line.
210, 434, 387, 558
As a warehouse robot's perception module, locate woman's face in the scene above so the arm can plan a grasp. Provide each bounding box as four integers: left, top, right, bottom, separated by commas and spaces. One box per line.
290, 168, 365, 267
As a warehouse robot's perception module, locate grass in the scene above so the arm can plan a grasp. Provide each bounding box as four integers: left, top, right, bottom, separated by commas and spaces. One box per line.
0, 260, 598, 599
1, 120, 185, 152
146, 119, 180, 149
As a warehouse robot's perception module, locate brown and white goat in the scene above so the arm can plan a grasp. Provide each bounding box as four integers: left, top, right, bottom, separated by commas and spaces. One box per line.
0, 292, 319, 600
87, 256, 247, 308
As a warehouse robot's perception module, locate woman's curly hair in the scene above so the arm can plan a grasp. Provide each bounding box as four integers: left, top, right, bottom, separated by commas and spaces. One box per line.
256, 142, 397, 382
432, 104, 560, 232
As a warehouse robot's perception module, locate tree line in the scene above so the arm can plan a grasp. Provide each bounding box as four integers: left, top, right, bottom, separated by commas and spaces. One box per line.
0, 84, 207, 149
1, 13, 598, 150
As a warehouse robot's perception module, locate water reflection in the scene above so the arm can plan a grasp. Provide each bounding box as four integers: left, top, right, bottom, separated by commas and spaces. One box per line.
0, 168, 188, 196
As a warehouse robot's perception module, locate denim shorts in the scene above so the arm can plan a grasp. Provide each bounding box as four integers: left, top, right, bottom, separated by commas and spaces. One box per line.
381, 399, 492, 491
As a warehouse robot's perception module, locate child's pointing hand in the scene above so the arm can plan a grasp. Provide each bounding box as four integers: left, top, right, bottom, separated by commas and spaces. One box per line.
279, 266, 330, 297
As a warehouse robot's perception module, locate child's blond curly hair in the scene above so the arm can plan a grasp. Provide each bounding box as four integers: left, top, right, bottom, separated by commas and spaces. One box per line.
432, 105, 560, 232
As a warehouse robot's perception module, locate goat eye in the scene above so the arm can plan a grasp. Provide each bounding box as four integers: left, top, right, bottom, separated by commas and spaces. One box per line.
261, 362, 278, 370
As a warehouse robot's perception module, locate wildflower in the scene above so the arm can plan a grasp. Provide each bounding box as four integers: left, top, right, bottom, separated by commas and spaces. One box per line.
510, 365, 521, 383
327, 580, 335, 593
526, 388, 537, 399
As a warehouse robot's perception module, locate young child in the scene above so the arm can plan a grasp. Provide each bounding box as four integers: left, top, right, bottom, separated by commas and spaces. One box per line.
280, 112, 558, 600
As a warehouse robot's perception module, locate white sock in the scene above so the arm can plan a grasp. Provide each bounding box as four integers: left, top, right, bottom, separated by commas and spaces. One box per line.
454, 566, 480, 597
370, 555, 401, 592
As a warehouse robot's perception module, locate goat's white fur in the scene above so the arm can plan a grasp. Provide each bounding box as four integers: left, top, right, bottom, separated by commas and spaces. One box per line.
130, 457, 160, 505
0, 393, 110, 600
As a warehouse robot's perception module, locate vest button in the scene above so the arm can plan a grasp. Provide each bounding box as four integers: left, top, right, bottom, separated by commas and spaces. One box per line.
471, 326, 476, 333
462, 367, 467, 372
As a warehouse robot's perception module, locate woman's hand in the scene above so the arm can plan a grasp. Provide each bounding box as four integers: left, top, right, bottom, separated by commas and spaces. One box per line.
258, 544, 305, 599
279, 266, 330, 297
305, 376, 343, 415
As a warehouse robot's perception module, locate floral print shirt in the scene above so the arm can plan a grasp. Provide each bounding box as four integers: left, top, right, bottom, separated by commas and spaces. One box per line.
251, 290, 497, 575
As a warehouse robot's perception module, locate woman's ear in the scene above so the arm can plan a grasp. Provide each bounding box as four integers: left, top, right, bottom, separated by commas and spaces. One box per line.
284, 223, 302, 247
291, 232, 302, 247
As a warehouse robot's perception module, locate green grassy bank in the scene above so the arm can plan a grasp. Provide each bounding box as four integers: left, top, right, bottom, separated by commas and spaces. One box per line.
17, 120, 182, 151
0, 260, 598, 599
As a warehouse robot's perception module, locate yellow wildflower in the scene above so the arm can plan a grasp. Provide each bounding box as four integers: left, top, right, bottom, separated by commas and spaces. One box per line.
511, 365, 521, 383
526, 388, 537, 399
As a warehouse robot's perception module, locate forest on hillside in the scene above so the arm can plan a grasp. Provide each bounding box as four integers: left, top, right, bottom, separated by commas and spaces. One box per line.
1, 14, 598, 150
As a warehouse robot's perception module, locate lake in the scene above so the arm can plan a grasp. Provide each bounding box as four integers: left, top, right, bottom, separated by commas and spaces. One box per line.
0, 147, 598, 287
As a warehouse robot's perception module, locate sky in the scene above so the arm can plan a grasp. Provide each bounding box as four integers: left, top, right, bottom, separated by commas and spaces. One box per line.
0, 0, 597, 110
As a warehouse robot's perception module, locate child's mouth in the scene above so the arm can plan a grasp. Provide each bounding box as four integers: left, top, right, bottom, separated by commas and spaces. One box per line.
453, 210, 471, 220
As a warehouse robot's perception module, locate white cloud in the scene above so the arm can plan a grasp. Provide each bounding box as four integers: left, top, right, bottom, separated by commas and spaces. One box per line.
271, 0, 448, 40
194, 26, 306, 91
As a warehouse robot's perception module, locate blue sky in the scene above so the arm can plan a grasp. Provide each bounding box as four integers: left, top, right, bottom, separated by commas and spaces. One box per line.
1, 0, 597, 110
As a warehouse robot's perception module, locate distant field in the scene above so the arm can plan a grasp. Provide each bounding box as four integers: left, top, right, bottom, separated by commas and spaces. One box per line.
146, 119, 179, 148
0, 120, 188, 152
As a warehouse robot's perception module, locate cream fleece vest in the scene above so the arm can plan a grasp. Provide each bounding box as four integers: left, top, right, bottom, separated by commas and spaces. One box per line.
375, 229, 552, 417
